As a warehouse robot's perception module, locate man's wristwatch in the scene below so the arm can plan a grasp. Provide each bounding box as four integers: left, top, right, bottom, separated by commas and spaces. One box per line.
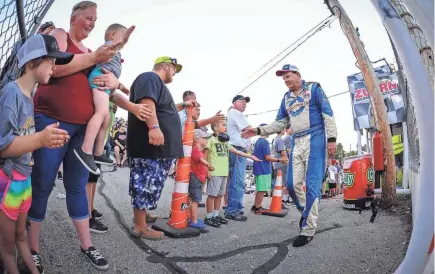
150, 125, 160, 130
181, 102, 187, 108
277, 159, 280, 163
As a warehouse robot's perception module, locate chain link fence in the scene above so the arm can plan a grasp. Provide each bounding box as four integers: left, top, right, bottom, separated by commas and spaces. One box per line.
390, 0, 434, 174
0, 0, 54, 89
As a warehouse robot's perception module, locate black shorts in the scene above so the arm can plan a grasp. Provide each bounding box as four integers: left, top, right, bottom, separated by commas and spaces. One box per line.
328, 183, 337, 189
88, 163, 101, 183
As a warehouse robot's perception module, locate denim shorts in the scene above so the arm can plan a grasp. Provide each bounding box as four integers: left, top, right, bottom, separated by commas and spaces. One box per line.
129, 158, 173, 210
188, 173, 203, 202
89, 67, 111, 95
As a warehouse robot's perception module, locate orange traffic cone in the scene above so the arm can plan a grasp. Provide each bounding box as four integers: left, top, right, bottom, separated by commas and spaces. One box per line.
152, 107, 200, 238
262, 170, 288, 217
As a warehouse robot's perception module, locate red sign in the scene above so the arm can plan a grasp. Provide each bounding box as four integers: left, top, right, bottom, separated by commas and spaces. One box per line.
354, 79, 399, 102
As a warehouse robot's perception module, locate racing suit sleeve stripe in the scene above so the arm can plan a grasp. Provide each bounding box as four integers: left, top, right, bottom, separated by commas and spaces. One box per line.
313, 83, 337, 141
276, 94, 288, 121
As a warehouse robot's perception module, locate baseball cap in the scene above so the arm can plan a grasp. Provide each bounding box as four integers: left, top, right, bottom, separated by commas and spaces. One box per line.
17, 34, 74, 69
39, 21, 55, 33
154, 56, 182, 73
232, 95, 250, 104
276, 64, 300, 77
194, 128, 212, 139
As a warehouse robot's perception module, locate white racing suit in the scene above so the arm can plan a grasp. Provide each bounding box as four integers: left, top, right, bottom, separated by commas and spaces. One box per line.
259, 81, 337, 237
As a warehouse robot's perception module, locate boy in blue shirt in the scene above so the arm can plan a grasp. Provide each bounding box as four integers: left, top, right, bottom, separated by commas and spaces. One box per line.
251, 124, 288, 214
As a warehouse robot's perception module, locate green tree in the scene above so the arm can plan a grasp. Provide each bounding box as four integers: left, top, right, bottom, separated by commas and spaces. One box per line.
336, 143, 345, 162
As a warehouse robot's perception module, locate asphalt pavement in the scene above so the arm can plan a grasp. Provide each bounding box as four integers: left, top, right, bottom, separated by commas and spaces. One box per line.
36, 166, 411, 274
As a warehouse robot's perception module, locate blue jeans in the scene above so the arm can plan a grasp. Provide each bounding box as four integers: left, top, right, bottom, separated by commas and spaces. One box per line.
104, 136, 112, 158
225, 151, 246, 216
28, 113, 90, 221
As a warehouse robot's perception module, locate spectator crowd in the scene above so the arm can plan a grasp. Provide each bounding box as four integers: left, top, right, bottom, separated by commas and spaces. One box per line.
0, 1, 339, 273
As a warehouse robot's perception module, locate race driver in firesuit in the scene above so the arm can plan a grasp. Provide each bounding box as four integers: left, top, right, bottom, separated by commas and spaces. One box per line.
242, 64, 337, 247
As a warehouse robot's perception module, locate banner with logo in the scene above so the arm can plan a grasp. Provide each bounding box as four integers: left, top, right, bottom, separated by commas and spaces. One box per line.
347, 65, 406, 130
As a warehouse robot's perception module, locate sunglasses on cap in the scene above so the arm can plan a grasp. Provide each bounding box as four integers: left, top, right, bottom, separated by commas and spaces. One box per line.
162, 57, 178, 64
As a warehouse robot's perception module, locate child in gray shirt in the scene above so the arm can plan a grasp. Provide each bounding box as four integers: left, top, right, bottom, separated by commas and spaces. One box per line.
74, 24, 135, 175
0, 33, 71, 274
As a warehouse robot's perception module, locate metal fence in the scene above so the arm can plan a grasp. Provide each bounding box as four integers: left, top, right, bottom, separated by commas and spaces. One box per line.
390, 0, 434, 174
0, 0, 54, 88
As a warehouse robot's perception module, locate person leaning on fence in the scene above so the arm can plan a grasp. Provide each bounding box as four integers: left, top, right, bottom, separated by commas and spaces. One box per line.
0, 34, 72, 274
28, 1, 152, 271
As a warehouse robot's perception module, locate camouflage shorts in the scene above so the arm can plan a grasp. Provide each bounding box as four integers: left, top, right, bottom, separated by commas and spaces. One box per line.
129, 158, 173, 210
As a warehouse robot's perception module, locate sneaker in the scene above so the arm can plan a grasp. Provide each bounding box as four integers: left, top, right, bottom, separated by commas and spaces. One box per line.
94, 154, 115, 166
254, 207, 266, 215
30, 250, 45, 274
250, 205, 256, 212
188, 219, 207, 230
91, 209, 103, 220
204, 217, 221, 228
89, 218, 109, 234
57, 171, 63, 180
81, 246, 109, 270
214, 215, 228, 224
74, 148, 100, 175
281, 204, 289, 210
225, 213, 248, 222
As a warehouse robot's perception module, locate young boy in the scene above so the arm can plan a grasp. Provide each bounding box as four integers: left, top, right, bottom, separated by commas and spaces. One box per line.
327, 159, 338, 197
251, 124, 288, 214
203, 120, 260, 227
0, 34, 71, 274
74, 24, 139, 175
188, 129, 214, 230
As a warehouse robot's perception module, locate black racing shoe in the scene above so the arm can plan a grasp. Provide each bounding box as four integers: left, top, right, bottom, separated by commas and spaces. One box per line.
91, 209, 103, 220
31, 250, 45, 274
81, 246, 108, 270
204, 217, 221, 228
94, 154, 115, 166
89, 218, 109, 234
292, 235, 313, 247
214, 215, 228, 225
74, 148, 100, 175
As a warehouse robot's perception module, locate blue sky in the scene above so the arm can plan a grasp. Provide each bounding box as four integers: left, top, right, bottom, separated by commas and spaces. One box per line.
43, 0, 396, 150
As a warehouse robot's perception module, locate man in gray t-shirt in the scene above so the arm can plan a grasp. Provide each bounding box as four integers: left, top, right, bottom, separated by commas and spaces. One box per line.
0, 82, 35, 177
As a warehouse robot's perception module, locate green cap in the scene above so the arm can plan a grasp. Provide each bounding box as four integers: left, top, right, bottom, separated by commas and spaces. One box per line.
154, 56, 182, 73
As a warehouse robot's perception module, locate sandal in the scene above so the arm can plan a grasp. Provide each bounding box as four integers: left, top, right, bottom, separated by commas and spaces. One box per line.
130, 227, 164, 240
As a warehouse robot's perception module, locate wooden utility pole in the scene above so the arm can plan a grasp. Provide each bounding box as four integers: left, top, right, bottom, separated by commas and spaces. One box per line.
325, 0, 396, 208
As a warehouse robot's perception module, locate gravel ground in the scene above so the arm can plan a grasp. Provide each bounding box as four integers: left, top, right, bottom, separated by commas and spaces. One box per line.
29, 166, 411, 274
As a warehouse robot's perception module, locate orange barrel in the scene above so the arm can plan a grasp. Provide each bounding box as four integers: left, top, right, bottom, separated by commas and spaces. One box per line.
342, 154, 374, 210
